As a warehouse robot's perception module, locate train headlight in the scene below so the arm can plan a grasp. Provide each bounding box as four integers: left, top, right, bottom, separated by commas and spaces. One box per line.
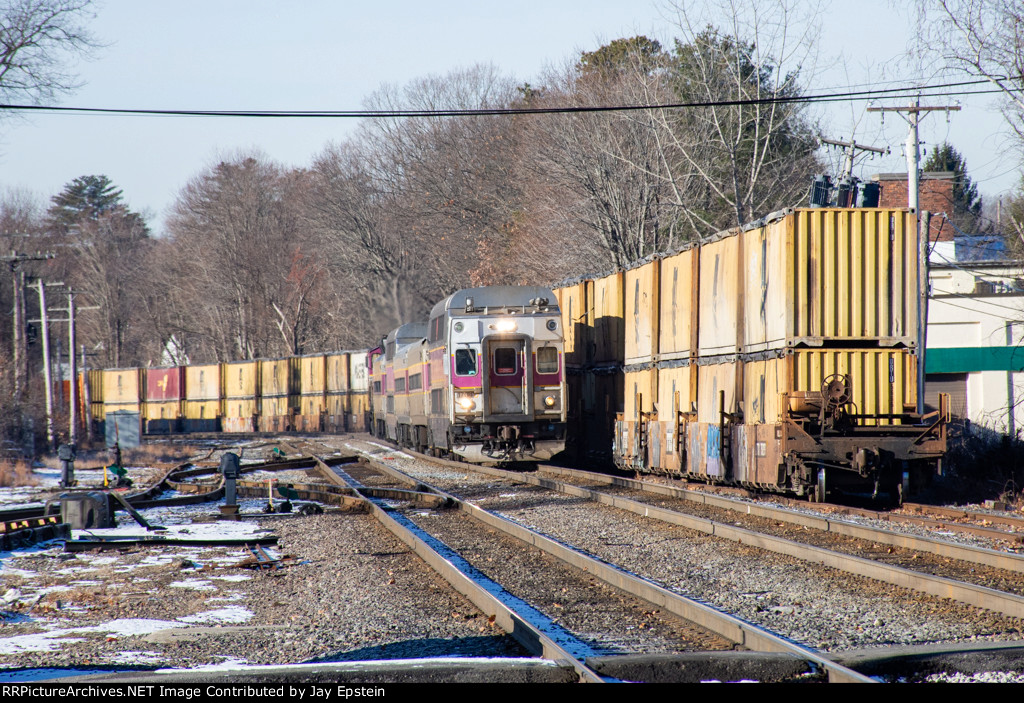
544, 395, 557, 408
493, 319, 517, 333
457, 394, 477, 411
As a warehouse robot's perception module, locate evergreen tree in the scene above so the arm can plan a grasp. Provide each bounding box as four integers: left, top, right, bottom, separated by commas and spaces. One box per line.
47, 175, 125, 232
922, 142, 983, 233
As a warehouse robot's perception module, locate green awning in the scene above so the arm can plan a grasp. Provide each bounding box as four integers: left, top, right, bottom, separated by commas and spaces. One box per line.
926, 346, 1024, 373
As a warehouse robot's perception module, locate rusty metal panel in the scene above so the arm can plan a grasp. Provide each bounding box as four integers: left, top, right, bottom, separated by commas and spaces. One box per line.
623, 368, 657, 423
145, 367, 183, 402
698, 234, 742, 356
326, 353, 349, 393
222, 398, 257, 420
733, 424, 783, 486
103, 369, 141, 405
593, 272, 624, 364
223, 360, 259, 400
787, 347, 916, 425
745, 209, 918, 352
143, 400, 181, 422
625, 260, 660, 364
299, 354, 327, 395
185, 364, 220, 401
658, 248, 698, 361
349, 352, 370, 392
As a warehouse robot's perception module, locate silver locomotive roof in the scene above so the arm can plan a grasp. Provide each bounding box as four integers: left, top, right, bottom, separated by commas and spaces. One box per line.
429, 286, 559, 318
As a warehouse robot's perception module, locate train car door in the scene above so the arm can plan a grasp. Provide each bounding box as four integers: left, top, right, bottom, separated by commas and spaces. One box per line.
484, 338, 530, 418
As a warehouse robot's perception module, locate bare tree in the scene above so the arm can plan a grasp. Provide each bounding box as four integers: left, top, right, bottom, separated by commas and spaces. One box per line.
0, 0, 98, 106
930, 0, 1024, 148
652, 0, 823, 237
166, 153, 325, 361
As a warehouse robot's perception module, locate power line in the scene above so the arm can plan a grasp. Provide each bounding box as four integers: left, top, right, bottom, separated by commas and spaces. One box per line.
0, 77, 1008, 119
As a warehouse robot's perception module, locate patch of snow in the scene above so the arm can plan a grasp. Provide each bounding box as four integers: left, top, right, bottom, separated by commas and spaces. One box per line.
177, 606, 253, 624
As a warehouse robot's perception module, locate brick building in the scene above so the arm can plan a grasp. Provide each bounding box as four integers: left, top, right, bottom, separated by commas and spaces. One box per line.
873, 171, 955, 241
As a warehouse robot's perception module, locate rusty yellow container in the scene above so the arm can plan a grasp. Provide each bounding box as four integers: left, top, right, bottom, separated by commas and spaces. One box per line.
623, 367, 657, 422
326, 353, 349, 393
742, 209, 918, 353
222, 360, 259, 400
697, 232, 743, 356
624, 259, 660, 365
650, 362, 696, 472
349, 390, 370, 432
261, 358, 291, 398
299, 354, 327, 395
695, 359, 741, 424
593, 271, 624, 364
299, 393, 326, 416
102, 369, 141, 405
555, 280, 591, 367
183, 364, 220, 422
658, 247, 699, 361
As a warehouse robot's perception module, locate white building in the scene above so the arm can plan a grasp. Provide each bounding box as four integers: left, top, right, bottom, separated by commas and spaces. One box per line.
926, 250, 1024, 437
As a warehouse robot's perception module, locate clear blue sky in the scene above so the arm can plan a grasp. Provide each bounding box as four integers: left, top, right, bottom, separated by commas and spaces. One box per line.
0, 0, 1018, 234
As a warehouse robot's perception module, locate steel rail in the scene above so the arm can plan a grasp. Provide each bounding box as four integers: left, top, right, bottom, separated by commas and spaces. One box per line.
413, 457, 1024, 620
538, 465, 1024, 572
307, 454, 604, 683
356, 453, 872, 683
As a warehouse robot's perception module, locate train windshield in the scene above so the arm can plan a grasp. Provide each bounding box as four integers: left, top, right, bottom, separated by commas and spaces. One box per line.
536, 346, 558, 374
455, 348, 477, 376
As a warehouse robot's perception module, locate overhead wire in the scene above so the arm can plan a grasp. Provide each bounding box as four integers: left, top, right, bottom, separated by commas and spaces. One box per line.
0, 76, 1014, 119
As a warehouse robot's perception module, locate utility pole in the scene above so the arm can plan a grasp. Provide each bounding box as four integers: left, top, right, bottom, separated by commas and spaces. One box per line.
819, 137, 888, 178
31, 280, 56, 450
2, 251, 55, 398
867, 101, 960, 415
69, 288, 77, 445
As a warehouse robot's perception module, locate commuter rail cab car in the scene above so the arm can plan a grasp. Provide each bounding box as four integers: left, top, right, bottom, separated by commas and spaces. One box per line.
371, 286, 567, 463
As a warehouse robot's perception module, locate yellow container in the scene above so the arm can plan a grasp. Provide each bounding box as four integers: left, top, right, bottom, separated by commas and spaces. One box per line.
326, 353, 349, 393
299, 354, 327, 395
742, 209, 918, 352
261, 358, 291, 398
185, 364, 220, 401
697, 233, 743, 356
222, 360, 259, 400
658, 247, 699, 361
623, 367, 657, 422
593, 271, 624, 364
555, 280, 590, 367
102, 369, 141, 404
624, 260, 660, 365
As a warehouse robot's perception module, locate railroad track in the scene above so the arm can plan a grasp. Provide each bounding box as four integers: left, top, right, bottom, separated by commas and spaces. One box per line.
307, 440, 873, 682
339, 439, 1024, 669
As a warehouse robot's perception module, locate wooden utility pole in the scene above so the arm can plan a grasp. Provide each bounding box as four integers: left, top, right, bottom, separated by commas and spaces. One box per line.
867, 101, 960, 415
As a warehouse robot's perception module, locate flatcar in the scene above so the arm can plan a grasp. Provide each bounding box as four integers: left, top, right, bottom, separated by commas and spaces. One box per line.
555, 207, 948, 503
370, 286, 567, 463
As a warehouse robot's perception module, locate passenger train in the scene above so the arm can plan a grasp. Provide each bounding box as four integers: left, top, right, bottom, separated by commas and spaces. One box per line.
369, 286, 567, 463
